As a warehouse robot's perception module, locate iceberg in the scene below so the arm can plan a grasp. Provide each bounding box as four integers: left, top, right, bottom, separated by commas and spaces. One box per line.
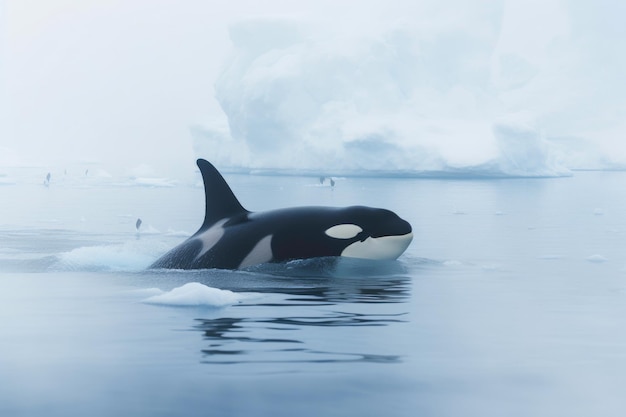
193, 8, 626, 177
191, 18, 571, 177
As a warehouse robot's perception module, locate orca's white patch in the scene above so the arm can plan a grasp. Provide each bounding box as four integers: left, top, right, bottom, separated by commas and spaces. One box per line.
239, 235, 274, 269
325, 224, 363, 239
341, 232, 413, 260
195, 219, 228, 260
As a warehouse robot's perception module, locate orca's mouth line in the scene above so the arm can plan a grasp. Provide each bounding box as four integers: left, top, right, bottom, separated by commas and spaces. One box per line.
341, 232, 413, 261
369, 230, 413, 240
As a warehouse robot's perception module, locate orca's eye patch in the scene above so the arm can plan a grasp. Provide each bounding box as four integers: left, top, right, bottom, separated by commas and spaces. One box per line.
324, 224, 363, 239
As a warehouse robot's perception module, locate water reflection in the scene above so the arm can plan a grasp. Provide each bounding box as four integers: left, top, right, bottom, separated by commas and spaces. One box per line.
145, 257, 416, 304
159, 257, 417, 365
250, 258, 413, 304
195, 312, 407, 365
250, 276, 411, 305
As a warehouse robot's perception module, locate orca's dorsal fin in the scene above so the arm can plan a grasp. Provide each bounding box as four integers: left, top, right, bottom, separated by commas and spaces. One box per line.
197, 159, 248, 229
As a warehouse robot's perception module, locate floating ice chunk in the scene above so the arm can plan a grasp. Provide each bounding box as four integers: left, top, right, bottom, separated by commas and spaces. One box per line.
142, 282, 254, 307
593, 208, 605, 216
586, 254, 608, 263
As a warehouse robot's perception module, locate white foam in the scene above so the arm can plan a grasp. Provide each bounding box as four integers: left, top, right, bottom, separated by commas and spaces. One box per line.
142, 282, 254, 307
54, 240, 169, 272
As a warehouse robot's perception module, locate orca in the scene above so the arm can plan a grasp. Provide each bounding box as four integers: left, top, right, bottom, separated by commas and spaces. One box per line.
150, 159, 413, 270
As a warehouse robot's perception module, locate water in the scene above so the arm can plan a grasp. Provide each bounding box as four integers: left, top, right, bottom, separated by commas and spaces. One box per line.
1, 169, 626, 416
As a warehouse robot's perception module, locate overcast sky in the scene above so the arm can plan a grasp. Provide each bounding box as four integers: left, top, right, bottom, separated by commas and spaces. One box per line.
3, 0, 233, 172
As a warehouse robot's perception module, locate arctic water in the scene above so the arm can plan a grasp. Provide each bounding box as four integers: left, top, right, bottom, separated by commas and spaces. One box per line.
1, 168, 626, 417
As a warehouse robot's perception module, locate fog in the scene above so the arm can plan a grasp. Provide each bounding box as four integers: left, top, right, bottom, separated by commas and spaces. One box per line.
3, 4, 626, 415
2, 0, 626, 178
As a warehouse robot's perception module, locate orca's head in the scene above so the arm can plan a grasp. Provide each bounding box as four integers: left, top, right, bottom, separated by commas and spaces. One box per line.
325, 206, 413, 261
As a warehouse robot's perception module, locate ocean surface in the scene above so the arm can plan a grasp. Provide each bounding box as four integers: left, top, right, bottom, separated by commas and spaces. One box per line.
1, 168, 626, 417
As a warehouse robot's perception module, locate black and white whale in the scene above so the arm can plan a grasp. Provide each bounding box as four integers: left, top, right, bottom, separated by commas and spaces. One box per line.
150, 159, 413, 270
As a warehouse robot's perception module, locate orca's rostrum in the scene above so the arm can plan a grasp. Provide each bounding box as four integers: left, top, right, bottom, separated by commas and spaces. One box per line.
150, 159, 413, 270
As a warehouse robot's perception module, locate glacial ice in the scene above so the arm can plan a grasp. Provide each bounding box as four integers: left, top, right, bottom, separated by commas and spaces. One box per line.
192, 15, 622, 178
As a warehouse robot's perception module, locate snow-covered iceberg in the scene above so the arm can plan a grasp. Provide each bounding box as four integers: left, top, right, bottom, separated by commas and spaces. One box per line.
192, 17, 572, 177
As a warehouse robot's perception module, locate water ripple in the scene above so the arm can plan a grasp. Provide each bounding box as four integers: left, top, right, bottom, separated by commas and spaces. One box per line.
194, 311, 408, 365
